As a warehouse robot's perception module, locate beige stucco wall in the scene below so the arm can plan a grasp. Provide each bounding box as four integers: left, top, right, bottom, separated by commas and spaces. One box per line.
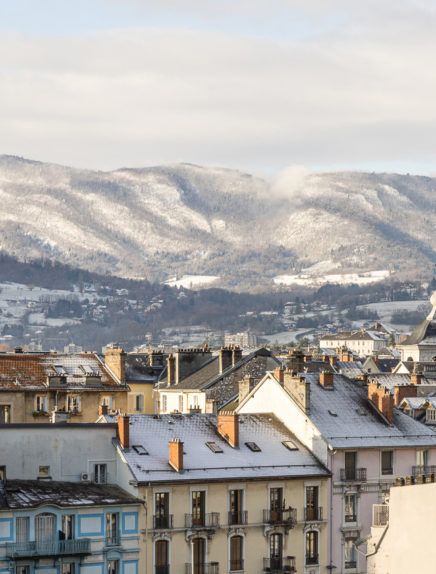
127, 382, 155, 414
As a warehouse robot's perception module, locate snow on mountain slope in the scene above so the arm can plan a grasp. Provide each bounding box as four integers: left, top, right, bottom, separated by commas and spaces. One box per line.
0, 155, 435, 289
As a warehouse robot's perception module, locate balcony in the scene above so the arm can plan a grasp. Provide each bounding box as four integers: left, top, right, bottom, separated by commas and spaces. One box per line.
229, 559, 244, 571
105, 531, 121, 547
344, 513, 357, 523
372, 504, 389, 527
184, 513, 220, 529
228, 511, 248, 526
153, 515, 173, 529
263, 508, 297, 528
340, 468, 367, 482
184, 563, 219, 574
155, 567, 170, 574
344, 561, 357, 569
304, 507, 323, 521
263, 557, 296, 573
306, 554, 319, 566
412, 465, 436, 477
5, 539, 91, 559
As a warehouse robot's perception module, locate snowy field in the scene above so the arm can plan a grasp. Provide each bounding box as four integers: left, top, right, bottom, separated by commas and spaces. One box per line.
165, 275, 220, 288
274, 268, 390, 287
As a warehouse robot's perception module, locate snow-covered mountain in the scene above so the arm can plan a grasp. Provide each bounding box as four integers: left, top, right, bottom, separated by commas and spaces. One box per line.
1, 155, 435, 289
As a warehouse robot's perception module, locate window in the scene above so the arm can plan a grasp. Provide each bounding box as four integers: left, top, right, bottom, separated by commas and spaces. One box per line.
16, 517, 29, 543
229, 489, 244, 525
344, 451, 357, 480
269, 533, 283, 570
155, 492, 170, 529
106, 513, 119, 545
94, 464, 107, 484
0, 405, 11, 423
381, 451, 393, 475
62, 564, 76, 574
102, 396, 114, 410
107, 560, 119, 574
135, 394, 143, 412
416, 449, 428, 467
306, 530, 319, 565
16, 567, 30, 574
155, 540, 169, 573
61, 515, 75, 540
206, 442, 223, 454
192, 491, 205, 526
230, 535, 244, 571
35, 395, 47, 412
0, 466, 6, 482
67, 395, 80, 412
178, 394, 184, 412
344, 538, 357, 569
161, 395, 167, 413
305, 486, 319, 521
344, 494, 357, 522
35, 513, 56, 542
245, 442, 261, 452
38, 466, 50, 477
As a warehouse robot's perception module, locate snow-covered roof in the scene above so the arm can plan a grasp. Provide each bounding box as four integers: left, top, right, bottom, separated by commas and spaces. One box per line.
368, 373, 436, 390
102, 413, 330, 484
299, 373, 436, 449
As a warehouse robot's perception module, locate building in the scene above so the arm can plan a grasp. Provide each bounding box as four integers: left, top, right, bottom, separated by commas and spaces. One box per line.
101, 412, 331, 574
237, 368, 436, 574
0, 349, 129, 424
320, 331, 387, 358
397, 291, 436, 361
124, 351, 166, 414
224, 332, 257, 348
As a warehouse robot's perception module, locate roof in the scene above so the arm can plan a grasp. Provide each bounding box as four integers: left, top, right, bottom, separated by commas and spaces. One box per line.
401, 318, 436, 346
298, 373, 436, 449
0, 480, 139, 510
399, 397, 429, 409
335, 361, 365, 378
368, 373, 436, 390
0, 353, 125, 391
126, 353, 165, 383
102, 413, 330, 484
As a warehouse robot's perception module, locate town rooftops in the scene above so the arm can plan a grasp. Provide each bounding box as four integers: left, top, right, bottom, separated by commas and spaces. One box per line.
0, 480, 139, 510
125, 353, 166, 383
102, 413, 330, 484
368, 373, 436, 390
401, 292, 436, 346
0, 352, 125, 390
295, 373, 436, 449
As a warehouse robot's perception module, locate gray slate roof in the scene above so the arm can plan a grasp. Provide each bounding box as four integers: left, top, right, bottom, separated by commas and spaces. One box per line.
368, 373, 436, 390
103, 413, 330, 484
126, 353, 165, 383
300, 373, 436, 449
402, 318, 436, 346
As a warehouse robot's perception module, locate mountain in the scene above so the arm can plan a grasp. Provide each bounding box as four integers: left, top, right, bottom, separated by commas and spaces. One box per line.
0, 155, 435, 290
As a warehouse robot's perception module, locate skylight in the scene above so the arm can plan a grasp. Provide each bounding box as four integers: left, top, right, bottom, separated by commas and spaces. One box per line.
328, 410, 338, 417
245, 442, 261, 452
132, 445, 148, 455
282, 440, 298, 451
205, 442, 223, 453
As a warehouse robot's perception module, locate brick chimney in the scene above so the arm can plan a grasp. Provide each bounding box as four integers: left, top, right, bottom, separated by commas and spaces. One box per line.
394, 385, 418, 407
219, 347, 233, 373
99, 404, 108, 416
329, 355, 337, 367
274, 366, 284, 383
368, 382, 394, 424
169, 439, 184, 472
167, 354, 175, 384
105, 348, 126, 383
319, 371, 334, 388
411, 372, 422, 385
217, 411, 239, 447
117, 415, 130, 448
232, 346, 243, 366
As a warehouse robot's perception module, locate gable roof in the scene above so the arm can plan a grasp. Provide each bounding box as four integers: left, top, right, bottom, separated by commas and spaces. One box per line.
126, 353, 165, 383
401, 318, 436, 346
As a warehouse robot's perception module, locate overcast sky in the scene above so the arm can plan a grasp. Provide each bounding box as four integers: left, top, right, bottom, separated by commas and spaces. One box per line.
1, 0, 436, 174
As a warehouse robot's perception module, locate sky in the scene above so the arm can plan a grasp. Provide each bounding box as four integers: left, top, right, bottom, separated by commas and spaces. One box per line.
1, 0, 436, 175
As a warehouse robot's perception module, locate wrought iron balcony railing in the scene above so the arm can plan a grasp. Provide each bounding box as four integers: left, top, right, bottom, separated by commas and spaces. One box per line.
304, 506, 323, 521
153, 515, 173, 529
184, 563, 219, 574
305, 554, 319, 566
344, 513, 357, 523
263, 508, 297, 527
105, 531, 121, 547
263, 556, 296, 573
229, 559, 244, 571
5, 539, 91, 559
412, 465, 436, 477
184, 513, 220, 529
340, 468, 367, 482
344, 561, 357, 569
228, 510, 248, 526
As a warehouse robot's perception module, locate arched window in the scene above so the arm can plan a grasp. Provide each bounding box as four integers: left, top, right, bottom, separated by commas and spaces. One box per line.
155, 540, 169, 574
306, 530, 319, 565
35, 513, 56, 542
230, 535, 243, 571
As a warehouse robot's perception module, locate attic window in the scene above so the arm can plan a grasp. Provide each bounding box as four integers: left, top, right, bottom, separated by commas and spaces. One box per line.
245, 442, 261, 452
328, 410, 338, 417
132, 445, 148, 455
356, 408, 367, 416
54, 365, 67, 375
282, 440, 298, 451
206, 441, 224, 453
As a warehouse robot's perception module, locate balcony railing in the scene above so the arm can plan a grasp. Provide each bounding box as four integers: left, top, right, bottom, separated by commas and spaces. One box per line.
228, 511, 248, 526
263, 508, 297, 527
153, 515, 173, 529
373, 504, 389, 527
5, 539, 91, 559
340, 468, 367, 482
412, 465, 436, 477
105, 531, 121, 546
229, 559, 244, 571
344, 561, 357, 569
304, 506, 323, 521
263, 556, 296, 573
184, 513, 220, 529
155, 567, 170, 574
344, 513, 357, 523
184, 563, 219, 574
305, 554, 319, 566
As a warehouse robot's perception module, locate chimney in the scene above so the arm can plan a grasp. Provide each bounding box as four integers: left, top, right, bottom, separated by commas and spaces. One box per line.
169, 439, 184, 472
150, 351, 164, 367
283, 370, 311, 414
167, 354, 175, 384
117, 415, 130, 449
239, 375, 253, 403
329, 355, 337, 367
411, 373, 422, 385
368, 382, 394, 424
217, 411, 239, 447
319, 371, 334, 388
303, 354, 312, 362
232, 346, 243, 366
99, 404, 108, 416
219, 347, 233, 373
394, 385, 418, 407
274, 366, 284, 383
105, 348, 126, 383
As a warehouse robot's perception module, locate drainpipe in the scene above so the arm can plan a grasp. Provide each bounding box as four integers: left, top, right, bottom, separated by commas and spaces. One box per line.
328, 447, 336, 571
